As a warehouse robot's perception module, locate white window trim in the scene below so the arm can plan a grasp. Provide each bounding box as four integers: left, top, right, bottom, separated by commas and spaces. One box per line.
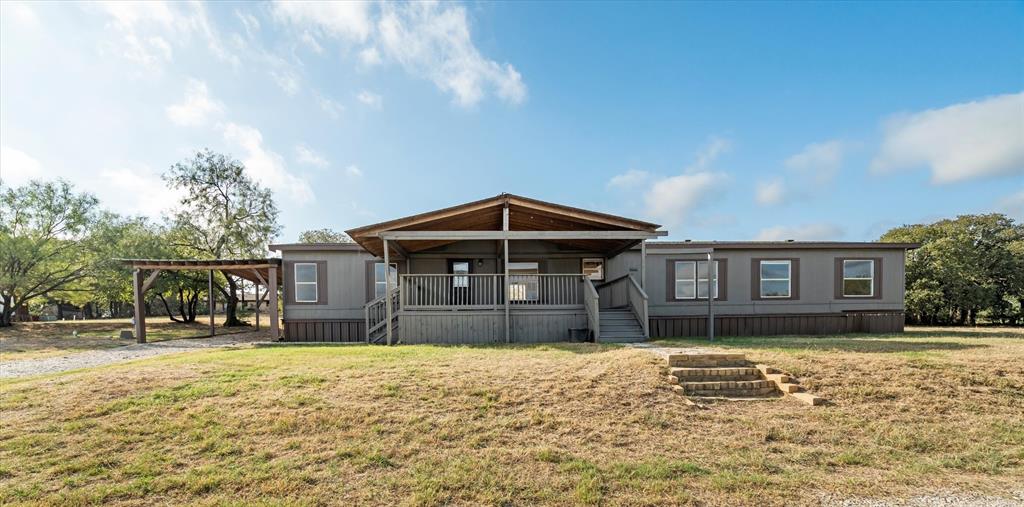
674, 260, 718, 300
294, 262, 318, 303
374, 262, 398, 299
582, 257, 605, 281
760, 260, 791, 299
842, 259, 875, 297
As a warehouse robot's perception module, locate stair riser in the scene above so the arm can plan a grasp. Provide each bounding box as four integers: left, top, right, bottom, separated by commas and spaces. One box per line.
675, 375, 762, 382
669, 360, 748, 368
685, 388, 779, 397
682, 380, 773, 390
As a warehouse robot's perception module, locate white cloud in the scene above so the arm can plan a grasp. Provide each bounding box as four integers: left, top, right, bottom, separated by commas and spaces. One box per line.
345, 165, 363, 177
271, 70, 301, 96
356, 90, 382, 108
640, 138, 732, 227
92, 1, 239, 73
271, 1, 372, 42
95, 167, 183, 218
236, 10, 260, 39
998, 189, 1024, 220
755, 179, 786, 206
755, 223, 845, 241
359, 46, 382, 66
295, 144, 328, 168
644, 171, 729, 227
871, 92, 1024, 183
606, 169, 650, 189
314, 92, 345, 119
377, 2, 526, 107
222, 123, 314, 204
165, 78, 224, 127
299, 31, 323, 54
2, 2, 40, 29
0, 146, 43, 187
785, 140, 846, 184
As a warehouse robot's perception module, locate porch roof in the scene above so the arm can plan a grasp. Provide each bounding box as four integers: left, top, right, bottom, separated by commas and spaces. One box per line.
346, 193, 665, 257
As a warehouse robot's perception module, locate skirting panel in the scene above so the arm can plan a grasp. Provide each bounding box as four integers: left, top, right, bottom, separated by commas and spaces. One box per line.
400, 310, 587, 344
649, 311, 905, 338
284, 319, 365, 342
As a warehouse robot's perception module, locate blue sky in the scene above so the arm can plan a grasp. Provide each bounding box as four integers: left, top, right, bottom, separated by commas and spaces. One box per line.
1, 1, 1022, 243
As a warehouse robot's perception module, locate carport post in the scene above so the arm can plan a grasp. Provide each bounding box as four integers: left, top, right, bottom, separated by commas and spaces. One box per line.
269, 265, 279, 340
208, 270, 215, 336
132, 268, 146, 343
254, 282, 261, 331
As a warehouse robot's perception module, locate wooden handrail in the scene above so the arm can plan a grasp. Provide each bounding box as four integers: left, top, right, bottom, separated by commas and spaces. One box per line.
583, 277, 600, 341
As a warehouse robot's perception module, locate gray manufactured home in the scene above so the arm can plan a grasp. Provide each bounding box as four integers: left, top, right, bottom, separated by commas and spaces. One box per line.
270, 194, 916, 344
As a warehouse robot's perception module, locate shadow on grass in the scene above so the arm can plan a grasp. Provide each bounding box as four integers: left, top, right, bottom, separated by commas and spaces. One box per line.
652, 335, 990, 354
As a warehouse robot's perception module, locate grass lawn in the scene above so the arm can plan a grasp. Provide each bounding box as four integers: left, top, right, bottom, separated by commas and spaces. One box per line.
0, 318, 243, 361
1, 327, 1022, 505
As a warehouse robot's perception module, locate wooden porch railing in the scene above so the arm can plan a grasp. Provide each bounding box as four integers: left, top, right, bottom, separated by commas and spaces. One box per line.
401, 274, 585, 310
364, 288, 399, 343
583, 278, 600, 340
595, 274, 649, 338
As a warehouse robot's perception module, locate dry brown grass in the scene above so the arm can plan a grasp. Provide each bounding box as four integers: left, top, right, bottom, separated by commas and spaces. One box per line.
0, 327, 1022, 505
0, 318, 235, 361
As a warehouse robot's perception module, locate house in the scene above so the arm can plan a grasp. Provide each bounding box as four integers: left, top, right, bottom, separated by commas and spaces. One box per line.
270, 193, 917, 344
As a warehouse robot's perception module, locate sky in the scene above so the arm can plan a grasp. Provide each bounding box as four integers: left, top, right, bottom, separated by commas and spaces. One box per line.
1, 1, 1022, 244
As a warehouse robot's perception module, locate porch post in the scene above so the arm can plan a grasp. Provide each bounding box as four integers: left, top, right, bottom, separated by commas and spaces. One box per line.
503, 204, 510, 343
269, 265, 279, 340
208, 270, 215, 336
640, 240, 647, 290
384, 238, 393, 345
707, 251, 714, 342
132, 268, 146, 343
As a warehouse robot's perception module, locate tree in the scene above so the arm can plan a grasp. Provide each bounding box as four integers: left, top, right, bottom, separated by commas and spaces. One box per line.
881, 214, 1024, 325
164, 149, 281, 326
298, 228, 353, 243
0, 180, 100, 327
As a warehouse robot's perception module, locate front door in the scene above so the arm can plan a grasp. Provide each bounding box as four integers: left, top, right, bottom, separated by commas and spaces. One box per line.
448, 259, 471, 305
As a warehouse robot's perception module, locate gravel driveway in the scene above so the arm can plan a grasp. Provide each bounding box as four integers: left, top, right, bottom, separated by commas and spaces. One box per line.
0, 331, 271, 379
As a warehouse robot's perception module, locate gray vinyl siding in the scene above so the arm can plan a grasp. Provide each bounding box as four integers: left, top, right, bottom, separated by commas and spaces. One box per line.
641, 248, 906, 317
281, 249, 376, 320
280, 243, 908, 326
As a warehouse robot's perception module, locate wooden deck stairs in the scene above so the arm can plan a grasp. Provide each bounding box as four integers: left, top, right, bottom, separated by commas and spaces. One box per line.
596, 307, 647, 343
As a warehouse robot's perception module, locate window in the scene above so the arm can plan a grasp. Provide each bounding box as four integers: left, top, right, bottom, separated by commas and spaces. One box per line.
451, 260, 470, 289
508, 262, 539, 301
843, 259, 874, 297
582, 258, 605, 281
294, 263, 318, 303
759, 260, 791, 298
674, 260, 718, 299
374, 262, 398, 299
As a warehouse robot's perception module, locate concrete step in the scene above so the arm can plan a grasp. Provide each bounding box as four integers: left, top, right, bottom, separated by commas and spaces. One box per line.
671, 367, 762, 382
600, 332, 646, 340
597, 335, 646, 343
667, 353, 748, 368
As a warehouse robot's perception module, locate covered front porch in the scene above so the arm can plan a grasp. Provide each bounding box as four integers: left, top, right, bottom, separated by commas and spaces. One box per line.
346, 194, 667, 344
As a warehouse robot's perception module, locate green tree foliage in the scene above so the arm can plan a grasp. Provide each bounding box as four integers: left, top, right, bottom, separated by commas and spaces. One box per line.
881, 214, 1024, 325
164, 149, 281, 326
298, 228, 352, 243
0, 180, 100, 326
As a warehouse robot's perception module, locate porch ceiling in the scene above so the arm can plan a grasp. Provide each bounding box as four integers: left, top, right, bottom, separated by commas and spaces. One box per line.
345, 193, 664, 258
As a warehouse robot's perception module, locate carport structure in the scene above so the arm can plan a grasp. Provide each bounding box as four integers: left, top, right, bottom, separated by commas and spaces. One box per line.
121, 259, 282, 343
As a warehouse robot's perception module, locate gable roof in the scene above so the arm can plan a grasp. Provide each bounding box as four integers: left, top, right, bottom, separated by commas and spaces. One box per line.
346, 193, 662, 257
